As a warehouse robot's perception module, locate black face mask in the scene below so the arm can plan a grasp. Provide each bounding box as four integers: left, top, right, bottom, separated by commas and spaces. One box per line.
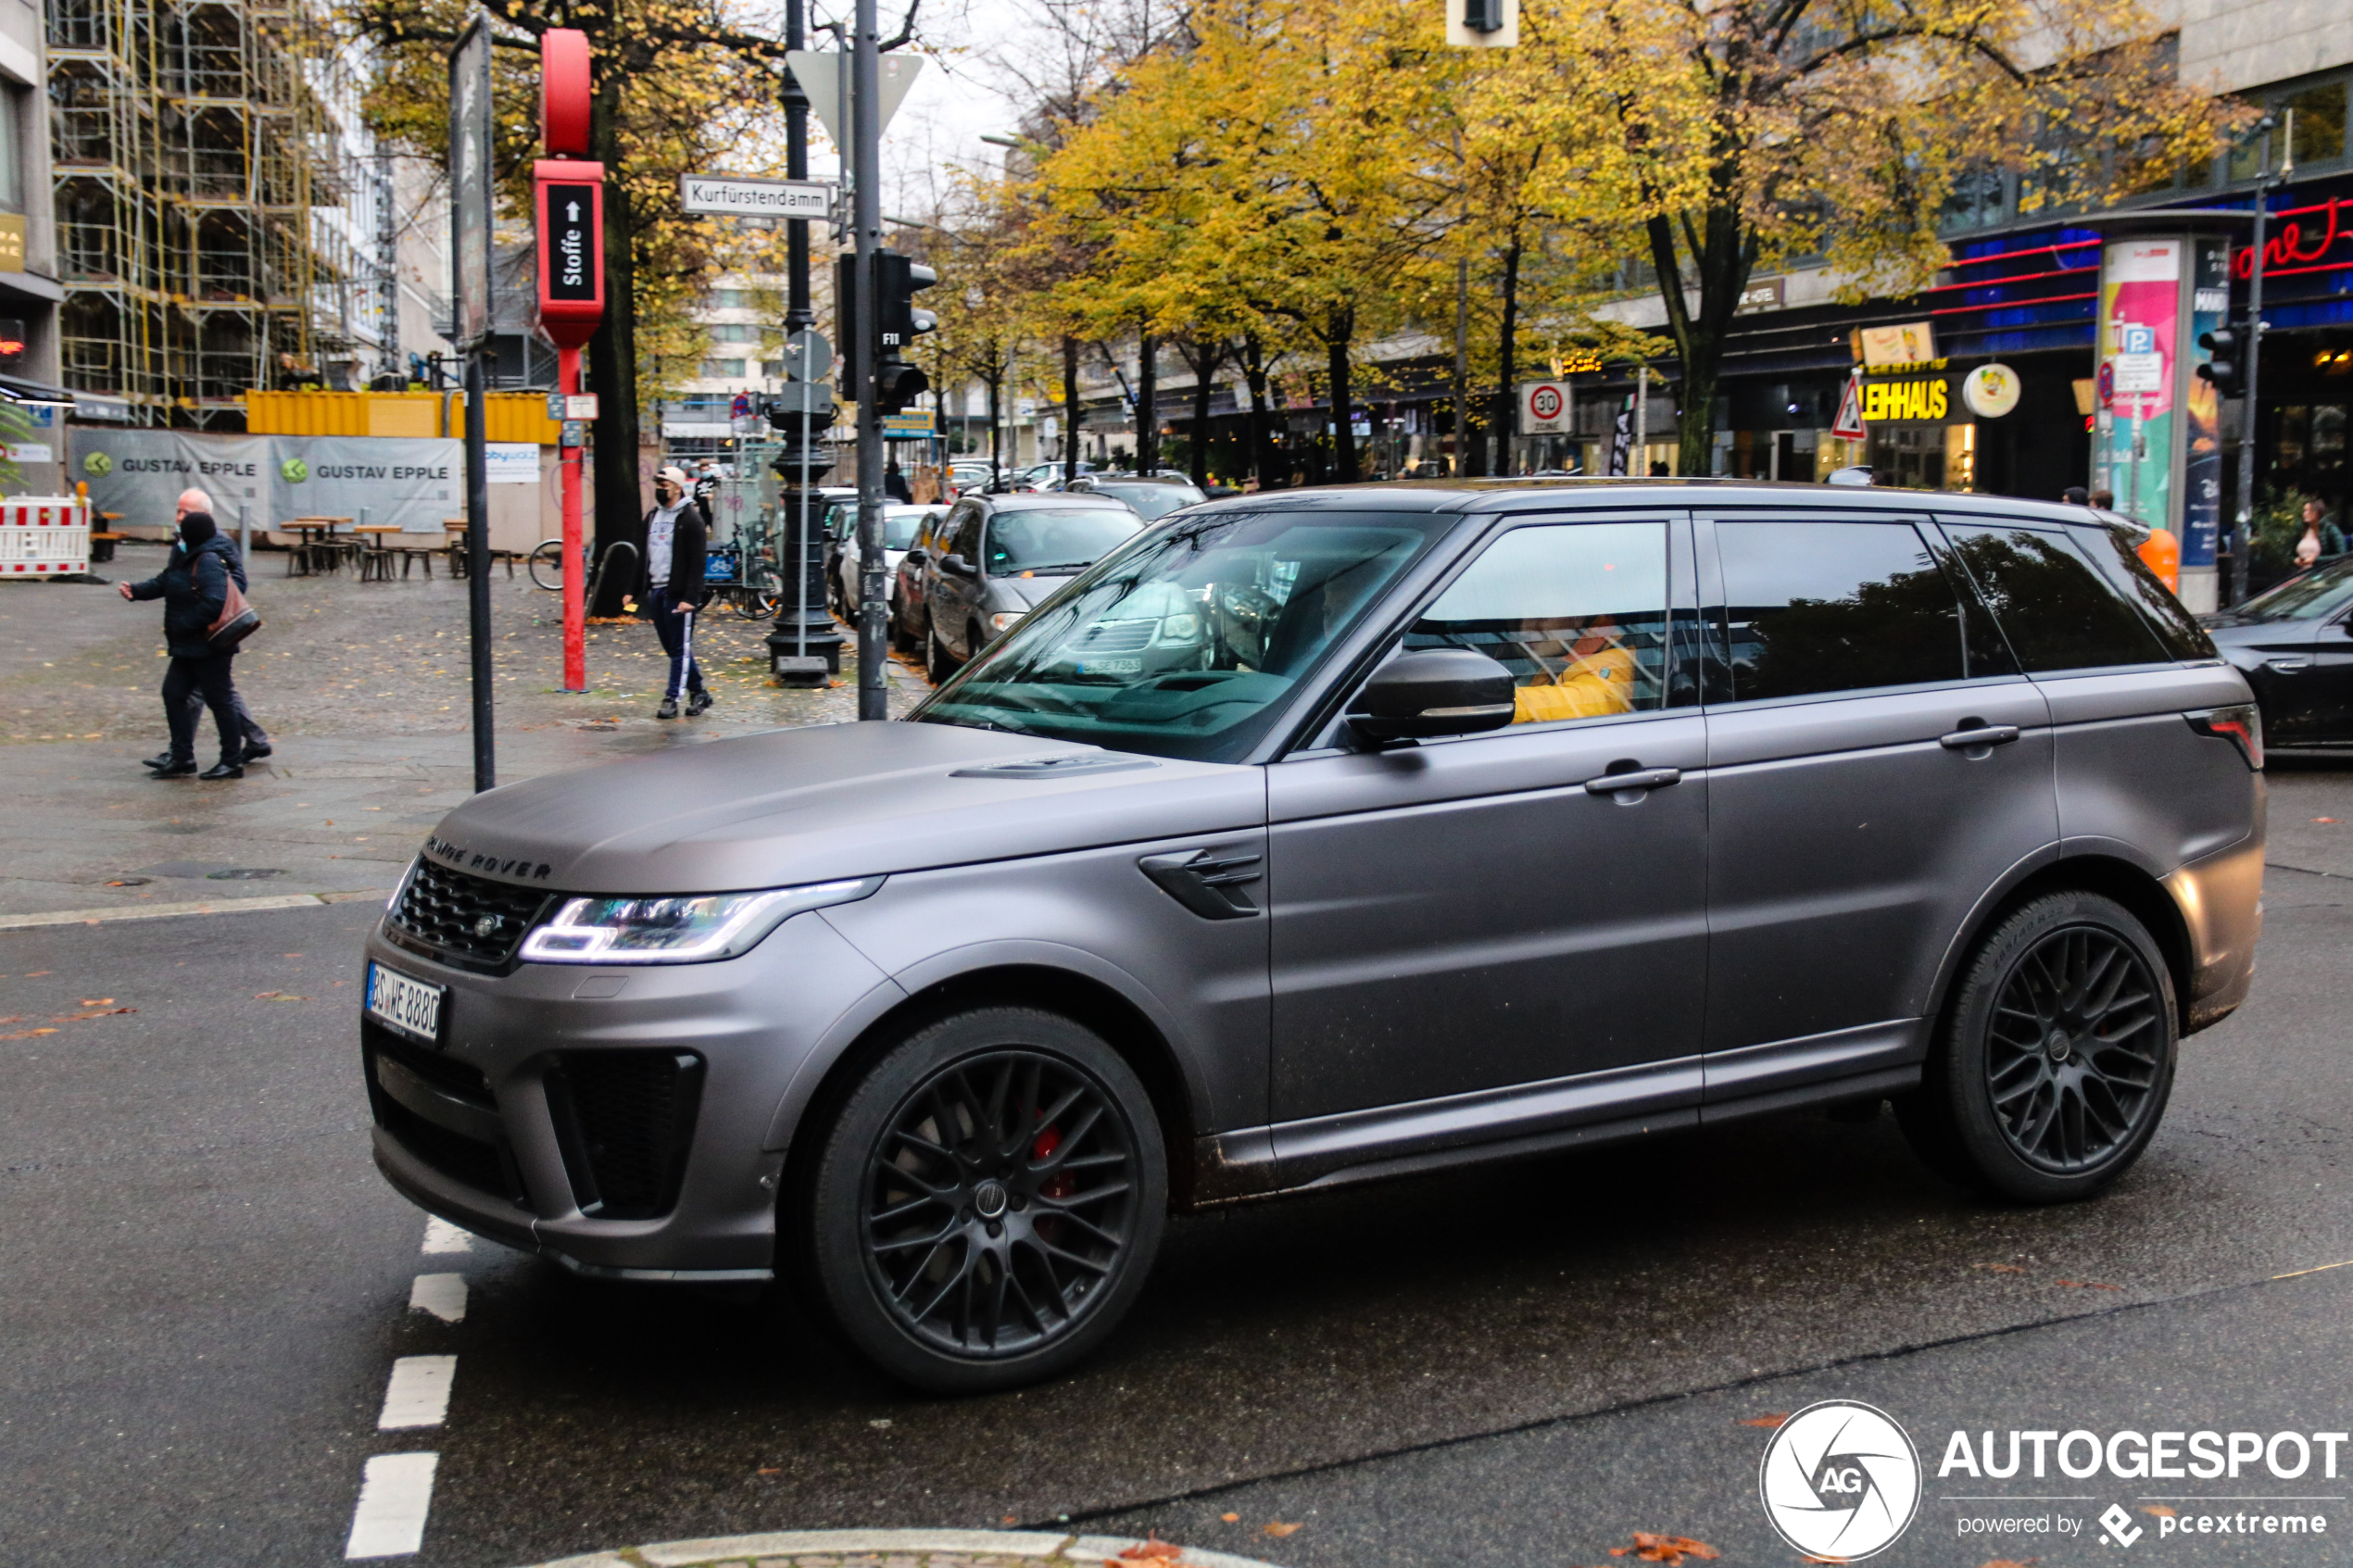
178, 511, 218, 548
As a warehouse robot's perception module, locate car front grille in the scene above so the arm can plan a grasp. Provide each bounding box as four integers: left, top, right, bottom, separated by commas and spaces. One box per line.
547, 1049, 705, 1220
363, 1021, 530, 1207
1073, 618, 1157, 655
387, 858, 555, 971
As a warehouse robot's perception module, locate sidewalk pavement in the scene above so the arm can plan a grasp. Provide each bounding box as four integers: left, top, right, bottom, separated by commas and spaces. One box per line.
0, 546, 923, 919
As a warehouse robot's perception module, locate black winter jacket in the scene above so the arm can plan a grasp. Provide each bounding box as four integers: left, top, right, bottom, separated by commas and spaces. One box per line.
130, 534, 238, 659
638, 500, 709, 608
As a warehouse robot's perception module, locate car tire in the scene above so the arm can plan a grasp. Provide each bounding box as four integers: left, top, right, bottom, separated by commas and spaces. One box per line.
889, 596, 914, 653
1896, 890, 2177, 1202
926, 622, 956, 684
791, 1006, 1168, 1394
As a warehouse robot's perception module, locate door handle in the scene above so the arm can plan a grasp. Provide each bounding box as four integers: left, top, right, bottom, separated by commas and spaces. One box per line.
1584, 766, 1681, 795
1939, 723, 2020, 750
2265, 656, 2311, 673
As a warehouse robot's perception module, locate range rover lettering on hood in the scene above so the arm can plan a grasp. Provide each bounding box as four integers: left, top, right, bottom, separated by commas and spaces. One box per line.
425, 834, 554, 881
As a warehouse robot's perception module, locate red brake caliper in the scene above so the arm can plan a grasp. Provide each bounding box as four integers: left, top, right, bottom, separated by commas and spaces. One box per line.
1032, 1122, 1074, 1203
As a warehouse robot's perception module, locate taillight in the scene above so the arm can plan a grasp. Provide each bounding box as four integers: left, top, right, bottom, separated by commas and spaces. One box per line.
2185, 703, 2263, 771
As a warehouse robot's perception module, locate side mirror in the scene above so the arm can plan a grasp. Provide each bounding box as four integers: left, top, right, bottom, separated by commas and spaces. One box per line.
1347, 649, 1516, 743
941, 553, 976, 578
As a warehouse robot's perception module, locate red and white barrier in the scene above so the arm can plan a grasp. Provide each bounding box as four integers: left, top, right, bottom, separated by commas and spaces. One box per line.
0, 496, 90, 576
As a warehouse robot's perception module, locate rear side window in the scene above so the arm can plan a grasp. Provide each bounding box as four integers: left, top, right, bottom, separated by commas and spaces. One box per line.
1712, 519, 1970, 701
2070, 524, 2216, 660
1405, 521, 1673, 723
1940, 522, 2173, 671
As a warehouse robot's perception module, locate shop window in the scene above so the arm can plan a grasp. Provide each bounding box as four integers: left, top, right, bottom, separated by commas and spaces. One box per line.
0, 85, 19, 210
1866, 425, 1947, 491
2288, 81, 2349, 167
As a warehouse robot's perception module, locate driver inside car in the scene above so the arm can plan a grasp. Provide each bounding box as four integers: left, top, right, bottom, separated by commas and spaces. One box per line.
1509, 613, 1635, 723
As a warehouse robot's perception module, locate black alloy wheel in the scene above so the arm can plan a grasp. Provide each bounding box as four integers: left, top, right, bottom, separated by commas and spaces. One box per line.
863, 1048, 1137, 1358
1983, 925, 2165, 1173
796, 1007, 1166, 1392
1897, 890, 2176, 1202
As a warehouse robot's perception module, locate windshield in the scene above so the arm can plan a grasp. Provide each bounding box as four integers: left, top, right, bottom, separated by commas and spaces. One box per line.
2238, 556, 2353, 622
985, 508, 1144, 574
912, 509, 1451, 762
1095, 483, 1204, 521
882, 508, 930, 551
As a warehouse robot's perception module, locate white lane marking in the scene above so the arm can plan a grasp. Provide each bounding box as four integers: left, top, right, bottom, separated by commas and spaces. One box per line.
377, 1355, 458, 1430
345, 1451, 439, 1559
421, 1217, 472, 1254
409, 1273, 468, 1323
0, 892, 348, 930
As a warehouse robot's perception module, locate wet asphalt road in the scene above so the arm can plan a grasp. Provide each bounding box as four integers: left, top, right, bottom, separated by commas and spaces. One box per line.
5, 762, 2353, 1568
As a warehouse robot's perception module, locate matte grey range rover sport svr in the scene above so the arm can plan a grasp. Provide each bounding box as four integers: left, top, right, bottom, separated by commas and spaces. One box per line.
362, 480, 2264, 1391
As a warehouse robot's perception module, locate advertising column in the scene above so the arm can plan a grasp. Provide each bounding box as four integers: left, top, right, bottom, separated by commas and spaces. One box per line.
2095, 237, 2212, 608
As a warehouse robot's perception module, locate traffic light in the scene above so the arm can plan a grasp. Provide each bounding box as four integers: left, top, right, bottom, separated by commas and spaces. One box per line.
875, 250, 938, 353
2198, 324, 2246, 397
833, 249, 938, 413
874, 249, 937, 414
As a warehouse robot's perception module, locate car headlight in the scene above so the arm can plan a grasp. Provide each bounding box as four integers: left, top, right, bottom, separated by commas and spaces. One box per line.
988, 610, 1026, 633
1157, 612, 1201, 643
517, 875, 885, 964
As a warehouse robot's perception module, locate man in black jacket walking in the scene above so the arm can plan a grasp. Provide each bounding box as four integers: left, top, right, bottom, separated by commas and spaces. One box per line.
143, 487, 271, 768
642, 465, 711, 720
119, 507, 245, 778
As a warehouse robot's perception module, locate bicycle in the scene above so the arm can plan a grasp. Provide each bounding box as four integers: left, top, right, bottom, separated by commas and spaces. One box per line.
527, 537, 638, 609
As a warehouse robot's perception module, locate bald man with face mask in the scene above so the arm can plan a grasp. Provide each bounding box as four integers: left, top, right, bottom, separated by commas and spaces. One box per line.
119, 489, 248, 777
124, 489, 271, 771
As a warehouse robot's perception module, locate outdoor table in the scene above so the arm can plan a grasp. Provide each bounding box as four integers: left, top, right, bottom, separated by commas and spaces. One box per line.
285, 517, 353, 576
353, 524, 403, 583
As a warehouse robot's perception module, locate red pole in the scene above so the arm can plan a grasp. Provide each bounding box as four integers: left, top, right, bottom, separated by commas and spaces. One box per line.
560, 342, 586, 692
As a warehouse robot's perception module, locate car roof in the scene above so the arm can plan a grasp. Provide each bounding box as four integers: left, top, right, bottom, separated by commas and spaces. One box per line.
980, 491, 1134, 511
1175, 477, 2116, 530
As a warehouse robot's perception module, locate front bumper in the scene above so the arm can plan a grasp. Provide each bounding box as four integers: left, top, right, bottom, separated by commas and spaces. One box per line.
360, 907, 894, 1277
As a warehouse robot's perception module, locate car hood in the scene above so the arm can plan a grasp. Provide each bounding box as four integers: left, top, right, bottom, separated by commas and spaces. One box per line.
993, 572, 1083, 609
416, 720, 1262, 895
2198, 616, 2308, 649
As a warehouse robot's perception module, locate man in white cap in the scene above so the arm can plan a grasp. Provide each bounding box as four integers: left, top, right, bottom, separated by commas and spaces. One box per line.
641, 464, 711, 719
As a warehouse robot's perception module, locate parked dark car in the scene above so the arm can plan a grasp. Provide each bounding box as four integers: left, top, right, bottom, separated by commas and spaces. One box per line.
365, 481, 2262, 1394
913, 491, 1144, 682
2200, 555, 2353, 746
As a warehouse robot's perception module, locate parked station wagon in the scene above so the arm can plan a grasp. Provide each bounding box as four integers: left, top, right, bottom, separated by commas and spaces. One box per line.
363, 480, 2264, 1391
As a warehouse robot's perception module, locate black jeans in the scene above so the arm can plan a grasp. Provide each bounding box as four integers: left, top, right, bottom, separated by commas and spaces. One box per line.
161, 653, 242, 765
648, 587, 705, 699
183, 681, 268, 747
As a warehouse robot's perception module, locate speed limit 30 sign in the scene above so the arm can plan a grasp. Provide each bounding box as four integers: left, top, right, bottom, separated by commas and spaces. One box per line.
1521, 381, 1569, 434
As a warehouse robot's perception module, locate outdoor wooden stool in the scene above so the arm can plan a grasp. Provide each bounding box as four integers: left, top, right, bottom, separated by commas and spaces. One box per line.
353, 524, 403, 582
91, 513, 124, 563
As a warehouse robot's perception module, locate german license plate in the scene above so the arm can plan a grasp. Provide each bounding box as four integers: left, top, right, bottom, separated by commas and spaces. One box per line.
1079, 658, 1142, 675
367, 961, 446, 1044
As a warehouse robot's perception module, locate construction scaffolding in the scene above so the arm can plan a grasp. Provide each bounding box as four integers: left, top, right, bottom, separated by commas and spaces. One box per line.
48, 0, 363, 425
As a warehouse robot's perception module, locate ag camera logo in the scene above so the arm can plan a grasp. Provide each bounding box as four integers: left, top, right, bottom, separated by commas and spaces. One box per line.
1759, 1399, 1921, 1560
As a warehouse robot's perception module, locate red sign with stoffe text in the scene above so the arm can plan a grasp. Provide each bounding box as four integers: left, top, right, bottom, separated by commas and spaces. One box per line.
534, 160, 605, 348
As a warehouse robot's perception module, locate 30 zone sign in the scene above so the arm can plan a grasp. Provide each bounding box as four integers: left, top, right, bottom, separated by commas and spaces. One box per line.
1521, 380, 1569, 434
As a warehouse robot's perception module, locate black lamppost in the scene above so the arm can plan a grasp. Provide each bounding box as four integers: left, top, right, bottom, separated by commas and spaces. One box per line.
765, 2, 844, 681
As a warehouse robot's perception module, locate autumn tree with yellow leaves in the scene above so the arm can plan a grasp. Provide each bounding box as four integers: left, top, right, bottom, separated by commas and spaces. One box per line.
1557, 0, 2245, 471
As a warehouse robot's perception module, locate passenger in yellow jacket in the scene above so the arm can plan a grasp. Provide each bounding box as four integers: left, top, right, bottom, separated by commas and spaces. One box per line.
1510, 616, 1637, 723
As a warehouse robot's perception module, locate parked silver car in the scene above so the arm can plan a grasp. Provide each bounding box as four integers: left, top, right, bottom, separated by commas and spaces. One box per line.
364, 481, 2262, 1392
912, 491, 1145, 683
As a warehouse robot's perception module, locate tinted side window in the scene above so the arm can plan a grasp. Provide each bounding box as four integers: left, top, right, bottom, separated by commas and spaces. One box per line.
1714, 519, 1969, 701
1405, 521, 1672, 723
951, 508, 985, 559
1940, 522, 2172, 671
2070, 523, 2216, 660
